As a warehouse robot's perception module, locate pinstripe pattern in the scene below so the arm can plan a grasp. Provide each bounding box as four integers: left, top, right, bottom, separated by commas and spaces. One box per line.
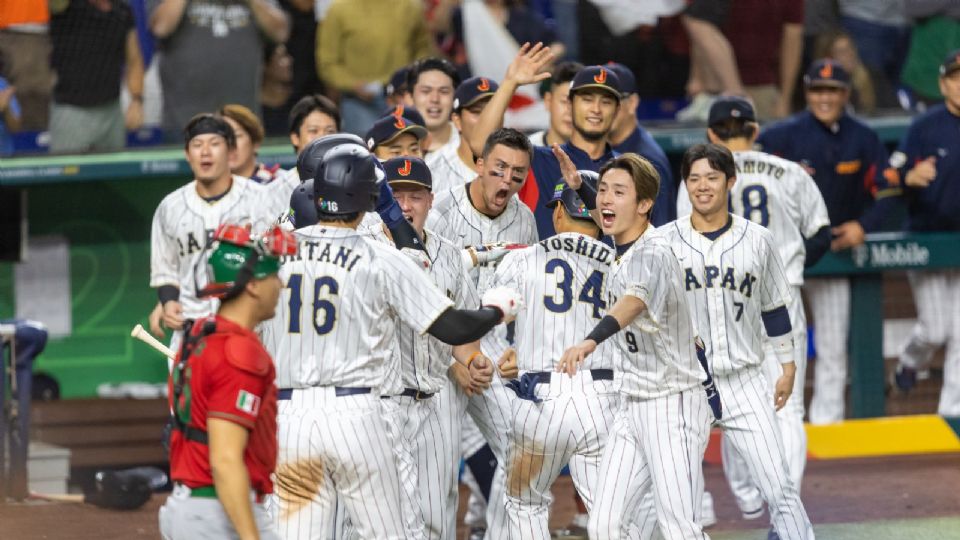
150, 175, 275, 320
426, 141, 477, 195
657, 215, 814, 540
264, 167, 301, 220
806, 277, 850, 424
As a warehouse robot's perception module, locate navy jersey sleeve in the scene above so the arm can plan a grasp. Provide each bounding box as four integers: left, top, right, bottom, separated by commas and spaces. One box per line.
858, 129, 902, 232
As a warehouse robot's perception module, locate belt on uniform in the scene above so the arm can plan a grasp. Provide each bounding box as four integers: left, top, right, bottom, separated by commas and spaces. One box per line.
177, 483, 266, 504
382, 388, 434, 400
507, 369, 614, 403
277, 387, 372, 400
526, 368, 614, 384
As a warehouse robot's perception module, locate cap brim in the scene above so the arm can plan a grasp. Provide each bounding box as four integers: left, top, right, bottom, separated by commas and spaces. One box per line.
571, 85, 622, 100
941, 64, 960, 77
805, 79, 849, 89
381, 125, 428, 144
457, 93, 496, 111
387, 179, 431, 190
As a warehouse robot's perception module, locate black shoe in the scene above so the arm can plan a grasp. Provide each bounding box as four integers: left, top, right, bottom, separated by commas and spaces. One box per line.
894, 364, 917, 392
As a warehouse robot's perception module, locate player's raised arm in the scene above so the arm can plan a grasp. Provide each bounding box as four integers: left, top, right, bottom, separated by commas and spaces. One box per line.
557, 294, 647, 376
552, 143, 602, 227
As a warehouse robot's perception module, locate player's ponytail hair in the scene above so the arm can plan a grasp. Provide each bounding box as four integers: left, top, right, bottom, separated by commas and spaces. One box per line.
599, 153, 660, 215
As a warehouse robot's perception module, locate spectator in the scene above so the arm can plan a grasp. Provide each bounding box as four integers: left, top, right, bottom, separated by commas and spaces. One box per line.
48, 0, 145, 154
901, 1, 960, 105
758, 59, 901, 425
526, 60, 581, 147
838, 0, 911, 95
892, 49, 960, 416
317, 0, 433, 135
723, 0, 804, 120
219, 104, 280, 184
261, 43, 294, 136
815, 30, 900, 114
0, 70, 21, 157
278, 0, 323, 105
605, 62, 675, 225
449, 0, 565, 78
0, 0, 54, 131
676, 0, 744, 122
147, 0, 289, 138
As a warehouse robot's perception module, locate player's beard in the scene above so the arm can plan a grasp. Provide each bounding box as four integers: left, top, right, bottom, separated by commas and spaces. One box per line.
573, 119, 608, 142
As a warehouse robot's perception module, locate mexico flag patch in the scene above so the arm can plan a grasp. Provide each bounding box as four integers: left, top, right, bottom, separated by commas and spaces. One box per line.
236, 390, 261, 416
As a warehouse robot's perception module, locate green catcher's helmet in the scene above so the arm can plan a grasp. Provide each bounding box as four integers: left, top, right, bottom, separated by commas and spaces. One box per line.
199, 224, 298, 299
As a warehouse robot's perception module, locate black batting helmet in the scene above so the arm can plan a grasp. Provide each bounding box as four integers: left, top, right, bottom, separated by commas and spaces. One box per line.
289, 179, 318, 228
313, 145, 381, 216
297, 133, 365, 182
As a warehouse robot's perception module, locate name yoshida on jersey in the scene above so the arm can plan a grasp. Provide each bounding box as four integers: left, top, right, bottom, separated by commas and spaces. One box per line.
260, 226, 455, 391
661, 214, 793, 376
493, 232, 614, 372
150, 175, 275, 319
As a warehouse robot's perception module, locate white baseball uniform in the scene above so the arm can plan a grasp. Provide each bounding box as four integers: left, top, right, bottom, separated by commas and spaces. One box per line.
651, 215, 815, 540
587, 226, 712, 540
426, 139, 477, 195
150, 175, 275, 352
259, 224, 455, 540
677, 150, 830, 512
265, 167, 300, 221
426, 182, 538, 538
492, 232, 619, 540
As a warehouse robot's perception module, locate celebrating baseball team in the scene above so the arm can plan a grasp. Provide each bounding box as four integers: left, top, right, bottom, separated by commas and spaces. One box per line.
147, 34, 933, 539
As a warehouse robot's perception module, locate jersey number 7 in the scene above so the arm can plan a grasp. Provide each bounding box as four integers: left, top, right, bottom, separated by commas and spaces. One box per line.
543, 259, 606, 319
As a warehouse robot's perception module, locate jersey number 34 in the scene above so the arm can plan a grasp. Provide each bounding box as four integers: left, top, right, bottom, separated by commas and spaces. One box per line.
543, 259, 606, 319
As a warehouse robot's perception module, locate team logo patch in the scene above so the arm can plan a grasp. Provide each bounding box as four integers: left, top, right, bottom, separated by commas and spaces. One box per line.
594, 68, 607, 84
398, 160, 412, 176
236, 390, 261, 415
393, 116, 406, 129
367, 137, 376, 149
317, 198, 339, 212
731, 109, 741, 118
835, 159, 861, 174
477, 78, 490, 91
819, 62, 833, 79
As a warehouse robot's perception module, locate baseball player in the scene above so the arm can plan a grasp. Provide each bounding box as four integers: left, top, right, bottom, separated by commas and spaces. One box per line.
757, 59, 900, 425
676, 97, 831, 521
493, 172, 621, 540
605, 62, 676, 226
655, 143, 814, 540
892, 49, 960, 416
426, 128, 539, 538
365, 110, 428, 161
160, 223, 298, 540
556, 152, 714, 540
259, 144, 521, 539
150, 114, 276, 355
264, 94, 341, 219
526, 61, 583, 148
406, 57, 461, 157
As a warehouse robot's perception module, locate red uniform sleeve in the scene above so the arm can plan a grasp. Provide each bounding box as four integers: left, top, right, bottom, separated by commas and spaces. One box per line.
205, 357, 269, 430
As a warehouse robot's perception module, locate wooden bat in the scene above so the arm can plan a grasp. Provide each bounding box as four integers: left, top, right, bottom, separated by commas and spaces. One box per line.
131, 324, 175, 360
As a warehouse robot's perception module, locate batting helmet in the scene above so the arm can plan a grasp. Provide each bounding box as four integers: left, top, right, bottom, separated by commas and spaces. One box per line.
297, 133, 365, 182
199, 224, 298, 300
289, 179, 317, 229
313, 144, 382, 216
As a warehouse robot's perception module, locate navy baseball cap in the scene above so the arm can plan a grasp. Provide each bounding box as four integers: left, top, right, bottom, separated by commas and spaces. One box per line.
547, 170, 597, 222
803, 59, 850, 88
569, 66, 622, 101
454, 76, 499, 111
379, 104, 426, 128
708, 96, 756, 126
383, 157, 432, 191
940, 48, 960, 77
605, 62, 636, 96
365, 114, 428, 150
386, 66, 410, 97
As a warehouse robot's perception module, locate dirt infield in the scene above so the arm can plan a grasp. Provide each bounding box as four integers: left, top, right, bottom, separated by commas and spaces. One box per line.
2, 453, 957, 539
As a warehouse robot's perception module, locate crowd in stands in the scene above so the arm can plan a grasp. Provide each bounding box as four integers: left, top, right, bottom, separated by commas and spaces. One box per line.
1, 0, 960, 155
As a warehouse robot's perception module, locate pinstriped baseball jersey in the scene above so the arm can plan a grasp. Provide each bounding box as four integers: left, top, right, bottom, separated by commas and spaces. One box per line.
677, 150, 830, 286
260, 225, 455, 390
425, 183, 539, 294
493, 232, 615, 372
426, 141, 477, 196
265, 167, 300, 220
661, 214, 794, 376
150, 175, 275, 320
381, 228, 481, 393
610, 227, 706, 399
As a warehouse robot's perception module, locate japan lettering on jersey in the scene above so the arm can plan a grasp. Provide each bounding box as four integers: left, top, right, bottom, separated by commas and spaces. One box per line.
425, 183, 538, 294
660, 215, 793, 376
259, 225, 455, 390
150, 176, 275, 319
492, 233, 614, 372
677, 150, 830, 285
608, 227, 706, 399
375, 227, 481, 394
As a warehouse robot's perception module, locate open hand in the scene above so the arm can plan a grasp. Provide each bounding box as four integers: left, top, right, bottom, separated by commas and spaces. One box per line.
504, 42, 555, 87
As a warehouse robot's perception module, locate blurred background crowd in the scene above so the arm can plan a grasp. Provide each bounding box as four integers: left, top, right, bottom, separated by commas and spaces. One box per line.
0, 0, 957, 156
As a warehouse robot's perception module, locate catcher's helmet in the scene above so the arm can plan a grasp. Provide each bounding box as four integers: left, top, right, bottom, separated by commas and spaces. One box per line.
199, 224, 298, 299
297, 133, 365, 182
313, 144, 382, 216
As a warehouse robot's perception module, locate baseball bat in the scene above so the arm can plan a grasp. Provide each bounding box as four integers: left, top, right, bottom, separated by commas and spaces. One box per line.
131, 324, 175, 360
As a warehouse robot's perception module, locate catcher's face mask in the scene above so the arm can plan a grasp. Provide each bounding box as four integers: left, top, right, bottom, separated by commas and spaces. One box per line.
196, 224, 298, 300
